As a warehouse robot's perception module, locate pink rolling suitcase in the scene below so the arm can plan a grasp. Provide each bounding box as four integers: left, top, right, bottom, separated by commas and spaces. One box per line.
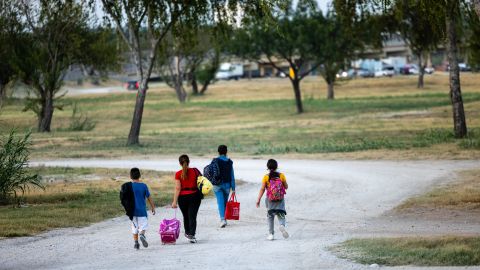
159, 210, 181, 244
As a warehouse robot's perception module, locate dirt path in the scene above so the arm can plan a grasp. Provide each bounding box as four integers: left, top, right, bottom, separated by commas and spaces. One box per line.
2, 159, 480, 270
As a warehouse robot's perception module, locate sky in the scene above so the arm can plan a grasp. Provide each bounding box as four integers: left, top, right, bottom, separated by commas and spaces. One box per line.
316, 0, 331, 12
292, 0, 332, 12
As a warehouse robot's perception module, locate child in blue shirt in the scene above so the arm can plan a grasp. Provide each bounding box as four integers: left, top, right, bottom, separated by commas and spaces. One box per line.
130, 168, 155, 250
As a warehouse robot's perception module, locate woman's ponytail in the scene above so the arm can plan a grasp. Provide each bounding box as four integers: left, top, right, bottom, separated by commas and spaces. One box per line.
179, 154, 190, 180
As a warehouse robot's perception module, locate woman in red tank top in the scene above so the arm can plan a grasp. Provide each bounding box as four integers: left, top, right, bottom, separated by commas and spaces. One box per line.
171, 154, 202, 243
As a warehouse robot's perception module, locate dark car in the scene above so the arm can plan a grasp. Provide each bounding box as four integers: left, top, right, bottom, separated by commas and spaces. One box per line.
125, 80, 139, 90
400, 64, 418, 75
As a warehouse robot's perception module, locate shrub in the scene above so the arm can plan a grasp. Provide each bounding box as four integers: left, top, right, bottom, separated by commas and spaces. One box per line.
65, 102, 96, 131
0, 130, 43, 205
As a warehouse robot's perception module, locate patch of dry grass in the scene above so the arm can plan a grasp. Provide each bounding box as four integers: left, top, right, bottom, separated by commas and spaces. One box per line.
396, 169, 480, 211
0, 167, 175, 237
335, 236, 480, 266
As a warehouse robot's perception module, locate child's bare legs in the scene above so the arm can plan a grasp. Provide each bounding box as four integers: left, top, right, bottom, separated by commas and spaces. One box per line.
133, 234, 140, 250
139, 230, 148, 247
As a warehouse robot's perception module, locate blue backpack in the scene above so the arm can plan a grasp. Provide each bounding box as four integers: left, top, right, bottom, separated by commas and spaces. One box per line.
204, 158, 221, 185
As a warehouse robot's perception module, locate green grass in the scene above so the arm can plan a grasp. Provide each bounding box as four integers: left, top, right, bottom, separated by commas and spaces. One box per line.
0, 167, 174, 237
1, 75, 480, 159
28, 127, 479, 157
335, 237, 480, 266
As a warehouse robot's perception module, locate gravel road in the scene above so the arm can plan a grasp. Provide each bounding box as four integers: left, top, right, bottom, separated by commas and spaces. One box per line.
1, 159, 480, 270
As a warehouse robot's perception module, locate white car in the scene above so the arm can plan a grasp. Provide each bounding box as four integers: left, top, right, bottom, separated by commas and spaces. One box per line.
374, 66, 395, 77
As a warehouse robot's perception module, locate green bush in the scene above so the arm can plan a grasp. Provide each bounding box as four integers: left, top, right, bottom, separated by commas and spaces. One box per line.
62, 102, 96, 131
0, 130, 43, 204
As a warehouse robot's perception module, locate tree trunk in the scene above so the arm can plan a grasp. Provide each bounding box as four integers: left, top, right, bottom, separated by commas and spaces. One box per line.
199, 80, 211, 95
174, 76, 187, 102
446, 3, 467, 138
0, 83, 5, 109
290, 78, 303, 113
127, 79, 147, 145
191, 72, 199, 95
38, 91, 54, 132
173, 56, 187, 103
327, 82, 334, 100
127, 37, 160, 146
417, 54, 424, 89
475, 0, 480, 18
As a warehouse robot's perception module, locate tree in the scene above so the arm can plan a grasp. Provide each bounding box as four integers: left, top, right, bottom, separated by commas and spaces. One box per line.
103, 0, 279, 144
336, 0, 468, 138
190, 48, 220, 95
317, 11, 371, 100
0, 1, 22, 109
318, 1, 387, 100
101, 0, 185, 144
394, 0, 443, 88
157, 24, 198, 103
231, 0, 322, 113
444, 0, 467, 137
187, 26, 224, 96
465, 1, 480, 70
475, 0, 480, 17
14, 0, 115, 132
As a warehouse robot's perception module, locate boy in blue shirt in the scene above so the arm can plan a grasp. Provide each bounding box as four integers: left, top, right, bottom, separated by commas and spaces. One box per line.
129, 168, 155, 250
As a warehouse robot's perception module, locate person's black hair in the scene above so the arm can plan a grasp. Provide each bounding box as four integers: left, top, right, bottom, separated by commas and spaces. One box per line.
218, 145, 228, 155
179, 154, 190, 180
267, 159, 279, 179
130, 167, 141, 180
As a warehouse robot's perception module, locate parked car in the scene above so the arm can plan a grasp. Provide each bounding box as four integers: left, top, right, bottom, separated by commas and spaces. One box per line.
374, 65, 395, 77
424, 67, 435, 74
125, 80, 139, 90
336, 69, 355, 79
215, 63, 244, 80
400, 64, 419, 75
459, 63, 472, 72
356, 68, 374, 78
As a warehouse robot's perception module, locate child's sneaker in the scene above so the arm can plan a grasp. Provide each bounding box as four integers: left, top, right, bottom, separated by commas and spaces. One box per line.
267, 234, 274, 241
134, 242, 140, 250
139, 234, 148, 248
279, 225, 289, 239
189, 236, 197, 243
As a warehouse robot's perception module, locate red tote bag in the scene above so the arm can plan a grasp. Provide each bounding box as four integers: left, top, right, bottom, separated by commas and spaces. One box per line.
225, 193, 240, 220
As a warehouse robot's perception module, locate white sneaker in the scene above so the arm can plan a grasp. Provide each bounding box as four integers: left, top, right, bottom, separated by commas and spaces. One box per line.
279, 225, 289, 239
267, 234, 274, 241
219, 220, 227, 228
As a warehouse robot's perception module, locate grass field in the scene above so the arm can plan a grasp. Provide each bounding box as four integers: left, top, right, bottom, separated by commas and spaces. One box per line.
0, 167, 174, 237
1, 73, 480, 159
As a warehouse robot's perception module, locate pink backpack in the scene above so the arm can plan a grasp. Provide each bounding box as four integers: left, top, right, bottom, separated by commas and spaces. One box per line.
266, 176, 286, 201
159, 211, 181, 244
